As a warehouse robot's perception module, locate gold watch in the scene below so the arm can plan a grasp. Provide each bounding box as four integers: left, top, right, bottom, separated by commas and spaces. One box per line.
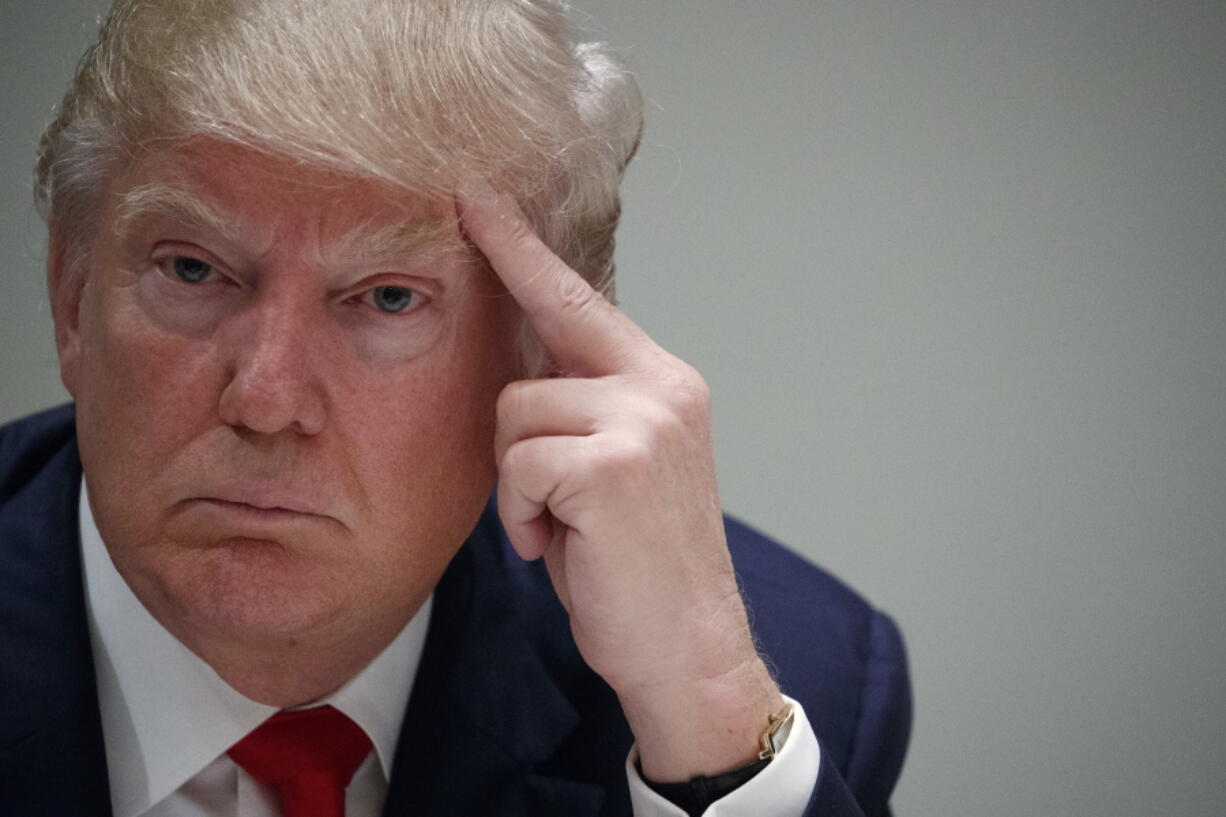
757, 701, 796, 760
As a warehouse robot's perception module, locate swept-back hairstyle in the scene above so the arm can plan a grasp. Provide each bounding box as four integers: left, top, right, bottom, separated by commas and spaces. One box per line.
35, 0, 642, 363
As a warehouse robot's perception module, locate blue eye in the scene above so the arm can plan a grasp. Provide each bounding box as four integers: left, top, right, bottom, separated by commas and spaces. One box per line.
371, 285, 416, 314
172, 256, 213, 284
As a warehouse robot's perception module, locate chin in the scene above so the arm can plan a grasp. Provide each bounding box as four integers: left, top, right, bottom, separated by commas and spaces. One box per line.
137, 539, 357, 649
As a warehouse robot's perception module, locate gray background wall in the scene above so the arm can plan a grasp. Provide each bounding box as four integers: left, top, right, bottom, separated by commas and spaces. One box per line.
2, 1, 1224, 814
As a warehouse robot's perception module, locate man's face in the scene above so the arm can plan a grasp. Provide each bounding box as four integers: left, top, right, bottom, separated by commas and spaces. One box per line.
57, 140, 520, 664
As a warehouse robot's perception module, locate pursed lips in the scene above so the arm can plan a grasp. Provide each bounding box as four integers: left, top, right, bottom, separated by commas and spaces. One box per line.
198, 498, 321, 517
183, 489, 343, 527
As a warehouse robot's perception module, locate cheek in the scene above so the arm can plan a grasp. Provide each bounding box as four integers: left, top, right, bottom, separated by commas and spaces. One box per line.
73, 284, 221, 490
79, 286, 216, 416
334, 365, 499, 580
344, 307, 519, 523
350, 358, 503, 486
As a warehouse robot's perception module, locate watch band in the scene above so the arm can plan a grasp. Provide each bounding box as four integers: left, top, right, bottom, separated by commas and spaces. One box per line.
642, 757, 771, 817
641, 701, 796, 817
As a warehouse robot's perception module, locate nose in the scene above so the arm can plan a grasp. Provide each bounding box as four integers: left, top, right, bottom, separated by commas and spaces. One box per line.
217, 294, 329, 437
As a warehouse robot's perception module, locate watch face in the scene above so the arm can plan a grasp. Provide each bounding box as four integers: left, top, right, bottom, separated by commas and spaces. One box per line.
768, 703, 797, 757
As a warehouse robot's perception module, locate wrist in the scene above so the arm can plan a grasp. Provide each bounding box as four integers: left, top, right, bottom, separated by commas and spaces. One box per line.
620, 655, 784, 783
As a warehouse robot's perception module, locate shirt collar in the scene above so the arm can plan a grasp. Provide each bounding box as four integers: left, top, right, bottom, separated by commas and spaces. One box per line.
80, 480, 431, 817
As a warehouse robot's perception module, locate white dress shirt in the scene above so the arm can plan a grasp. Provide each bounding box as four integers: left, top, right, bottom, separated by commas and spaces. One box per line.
80, 483, 818, 817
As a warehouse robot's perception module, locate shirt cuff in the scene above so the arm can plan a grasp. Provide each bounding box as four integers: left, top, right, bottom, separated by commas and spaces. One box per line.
624, 695, 820, 817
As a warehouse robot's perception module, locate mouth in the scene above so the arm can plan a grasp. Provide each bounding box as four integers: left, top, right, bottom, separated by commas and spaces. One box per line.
193, 497, 327, 520
177, 494, 348, 537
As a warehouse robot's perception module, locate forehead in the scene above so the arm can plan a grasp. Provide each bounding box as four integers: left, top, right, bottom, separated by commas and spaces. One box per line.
106, 138, 461, 256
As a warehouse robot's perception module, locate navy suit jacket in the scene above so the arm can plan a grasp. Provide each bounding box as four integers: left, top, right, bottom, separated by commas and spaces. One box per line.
0, 405, 910, 816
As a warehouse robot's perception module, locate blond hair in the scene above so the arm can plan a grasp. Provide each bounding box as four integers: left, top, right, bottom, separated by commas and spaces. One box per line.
35, 0, 642, 344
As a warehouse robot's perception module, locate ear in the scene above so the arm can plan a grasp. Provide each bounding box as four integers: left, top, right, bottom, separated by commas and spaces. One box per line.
47, 222, 87, 397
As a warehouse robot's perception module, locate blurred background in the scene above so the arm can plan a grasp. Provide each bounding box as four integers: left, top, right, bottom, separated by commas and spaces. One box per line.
2, 1, 1224, 814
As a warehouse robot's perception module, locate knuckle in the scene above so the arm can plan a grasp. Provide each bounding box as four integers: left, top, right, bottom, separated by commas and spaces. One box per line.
499, 438, 533, 476
679, 367, 712, 408
638, 397, 683, 438
550, 262, 603, 316
496, 380, 529, 420
660, 363, 712, 422
591, 436, 653, 483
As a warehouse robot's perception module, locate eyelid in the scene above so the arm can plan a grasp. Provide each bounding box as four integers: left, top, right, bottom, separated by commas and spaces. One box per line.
150, 242, 240, 286
336, 273, 437, 305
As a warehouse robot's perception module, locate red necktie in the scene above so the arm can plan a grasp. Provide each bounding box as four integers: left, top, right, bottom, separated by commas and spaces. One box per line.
228, 705, 373, 817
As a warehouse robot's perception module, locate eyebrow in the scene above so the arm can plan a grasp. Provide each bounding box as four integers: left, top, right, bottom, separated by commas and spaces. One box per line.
330, 218, 478, 267
114, 183, 244, 245
114, 182, 478, 267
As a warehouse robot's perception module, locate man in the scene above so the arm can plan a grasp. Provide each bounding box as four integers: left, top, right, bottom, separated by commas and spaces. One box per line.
0, 1, 910, 815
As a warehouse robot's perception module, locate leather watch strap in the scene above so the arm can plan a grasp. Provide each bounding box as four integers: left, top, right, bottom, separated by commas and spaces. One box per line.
641, 756, 771, 817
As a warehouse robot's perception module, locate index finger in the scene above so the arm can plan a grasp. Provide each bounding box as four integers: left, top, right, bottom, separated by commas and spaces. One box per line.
457, 179, 655, 376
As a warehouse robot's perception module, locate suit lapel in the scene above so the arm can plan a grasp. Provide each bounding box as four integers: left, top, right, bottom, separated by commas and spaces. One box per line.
0, 413, 113, 815
381, 506, 610, 817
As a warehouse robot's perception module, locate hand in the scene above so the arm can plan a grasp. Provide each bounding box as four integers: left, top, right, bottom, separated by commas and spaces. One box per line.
459, 181, 783, 781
